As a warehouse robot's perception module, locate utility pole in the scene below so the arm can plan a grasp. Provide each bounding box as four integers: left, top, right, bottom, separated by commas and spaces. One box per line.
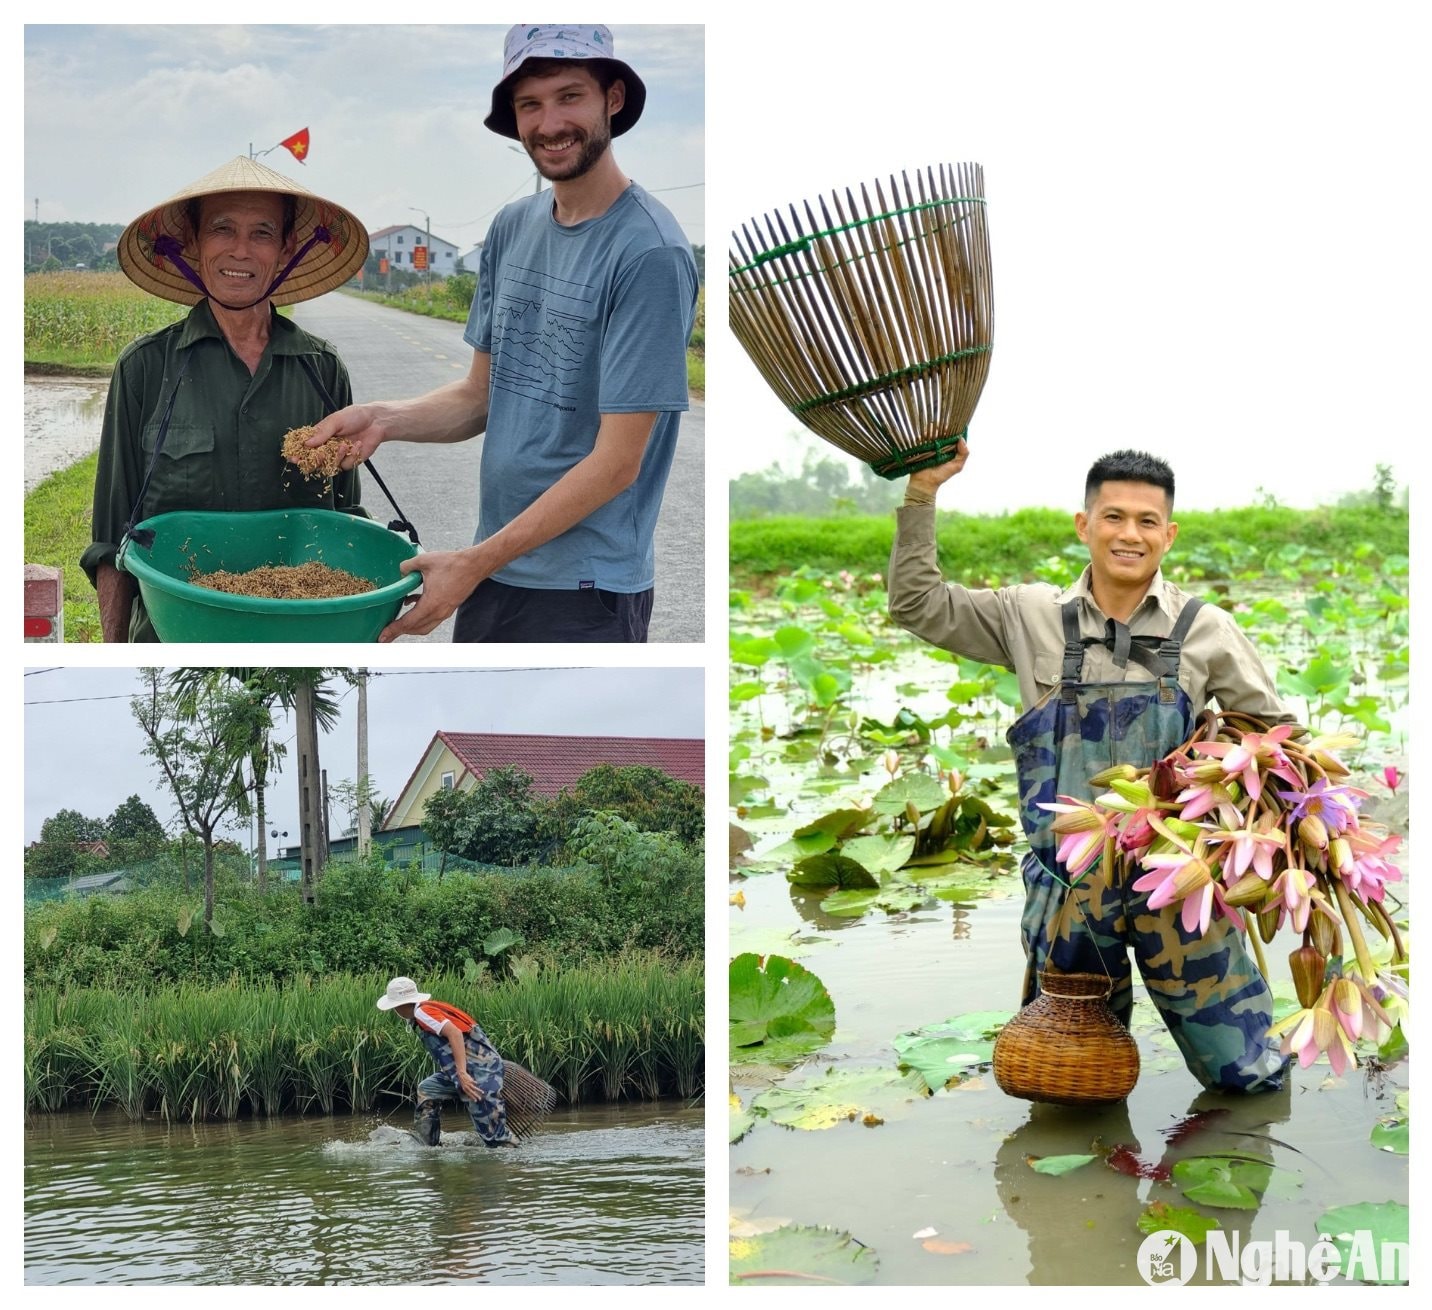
356, 668, 371, 858
295, 680, 327, 904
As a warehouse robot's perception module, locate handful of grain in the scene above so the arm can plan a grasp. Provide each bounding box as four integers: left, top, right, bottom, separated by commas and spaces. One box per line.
282, 426, 355, 478
189, 561, 376, 599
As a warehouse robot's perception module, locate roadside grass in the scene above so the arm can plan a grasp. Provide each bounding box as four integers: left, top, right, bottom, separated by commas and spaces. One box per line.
24, 453, 101, 643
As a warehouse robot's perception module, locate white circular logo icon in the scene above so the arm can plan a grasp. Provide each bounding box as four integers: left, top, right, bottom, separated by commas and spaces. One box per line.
1138, 1230, 1195, 1285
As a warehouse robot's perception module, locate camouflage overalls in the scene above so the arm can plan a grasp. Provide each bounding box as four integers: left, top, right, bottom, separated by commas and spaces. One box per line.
410, 1001, 515, 1146
1007, 598, 1285, 1093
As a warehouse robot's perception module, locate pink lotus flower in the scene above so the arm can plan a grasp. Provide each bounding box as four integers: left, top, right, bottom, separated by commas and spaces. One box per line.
1192, 724, 1300, 802
1038, 796, 1118, 879
1269, 866, 1317, 933
1327, 976, 1394, 1045
1382, 765, 1402, 793
1341, 830, 1403, 902
1207, 812, 1286, 883
1175, 778, 1243, 826
1268, 990, 1356, 1075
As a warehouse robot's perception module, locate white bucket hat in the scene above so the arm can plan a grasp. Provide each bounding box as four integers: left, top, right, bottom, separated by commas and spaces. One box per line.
376, 976, 431, 1011
485, 24, 646, 140
117, 155, 369, 307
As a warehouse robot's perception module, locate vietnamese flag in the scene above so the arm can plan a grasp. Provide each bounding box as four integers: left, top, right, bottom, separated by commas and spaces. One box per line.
280, 128, 311, 163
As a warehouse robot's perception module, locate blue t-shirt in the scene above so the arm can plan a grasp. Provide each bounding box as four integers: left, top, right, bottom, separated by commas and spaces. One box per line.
465, 183, 698, 591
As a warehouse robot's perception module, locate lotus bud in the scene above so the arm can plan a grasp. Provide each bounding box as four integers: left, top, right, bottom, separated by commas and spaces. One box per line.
882, 750, 901, 777
1050, 807, 1105, 835
1223, 870, 1271, 908
1299, 814, 1329, 852
1255, 904, 1282, 943
1328, 837, 1354, 875
947, 769, 964, 796
1163, 817, 1203, 842
1109, 778, 1155, 808
905, 801, 922, 826
1289, 945, 1327, 1010
1310, 1002, 1338, 1053
1149, 758, 1182, 800
1312, 750, 1352, 781
1090, 763, 1138, 787
1308, 906, 1339, 958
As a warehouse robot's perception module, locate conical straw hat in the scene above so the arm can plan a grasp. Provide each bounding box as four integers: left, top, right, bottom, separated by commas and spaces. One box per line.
117, 155, 369, 307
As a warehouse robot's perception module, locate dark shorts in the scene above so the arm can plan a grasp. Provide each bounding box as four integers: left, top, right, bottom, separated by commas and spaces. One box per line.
453, 577, 654, 644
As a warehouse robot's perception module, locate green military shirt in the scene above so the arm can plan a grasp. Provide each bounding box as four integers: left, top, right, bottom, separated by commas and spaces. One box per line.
81, 299, 364, 641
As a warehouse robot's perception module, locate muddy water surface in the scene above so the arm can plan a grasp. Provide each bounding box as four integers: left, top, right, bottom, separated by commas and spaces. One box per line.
26, 1103, 703, 1285
25, 376, 108, 491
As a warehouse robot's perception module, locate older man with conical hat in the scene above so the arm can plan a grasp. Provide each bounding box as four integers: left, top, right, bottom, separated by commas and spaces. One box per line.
81, 156, 369, 642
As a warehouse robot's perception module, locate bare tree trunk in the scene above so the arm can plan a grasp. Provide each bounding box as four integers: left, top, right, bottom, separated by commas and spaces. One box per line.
202, 831, 215, 926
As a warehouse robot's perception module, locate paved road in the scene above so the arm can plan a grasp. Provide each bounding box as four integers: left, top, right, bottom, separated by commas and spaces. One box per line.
291, 294, 704, 645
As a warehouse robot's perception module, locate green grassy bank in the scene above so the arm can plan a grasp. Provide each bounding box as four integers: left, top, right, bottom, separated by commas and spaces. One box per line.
730, 506, 1410, 591
25, 957, 703, 1120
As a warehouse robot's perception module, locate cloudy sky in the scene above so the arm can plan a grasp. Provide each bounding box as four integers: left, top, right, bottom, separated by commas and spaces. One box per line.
23, 666, 705, 846
708, 7, 1424, 512
23, 23, 704, 251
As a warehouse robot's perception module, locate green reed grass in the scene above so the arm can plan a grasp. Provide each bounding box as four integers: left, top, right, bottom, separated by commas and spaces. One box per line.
25, 955, 702, 1120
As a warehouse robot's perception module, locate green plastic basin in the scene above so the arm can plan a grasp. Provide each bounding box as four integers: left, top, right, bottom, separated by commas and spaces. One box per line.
116, 509, 422, 643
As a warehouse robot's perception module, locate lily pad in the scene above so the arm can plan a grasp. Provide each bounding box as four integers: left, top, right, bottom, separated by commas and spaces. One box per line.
892, 1011, 1012, 1091
730, 1093, 756, 1144
820, 887, 928, 917
729, 953, 836, 1065
872, 773, 948, 816
1137, 1201, 1222, 1246
1370, 1113, 1408, 1155
1027, 1153, 1097, 1176
788, 854, 879, 890
793, 808, 871, 844
729, 1224, 878, 1285
1171, 1155, 1302, 1210
750, 1066, 930, 1130
839, 833, 916, 874
1314, 1201, 1409, 1284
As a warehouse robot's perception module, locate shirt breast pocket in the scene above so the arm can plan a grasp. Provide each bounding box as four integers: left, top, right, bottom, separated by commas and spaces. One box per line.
1032, 653, 1063, 699
140, 421, 217, 515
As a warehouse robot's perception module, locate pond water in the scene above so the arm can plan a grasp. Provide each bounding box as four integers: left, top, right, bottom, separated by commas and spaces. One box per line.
25, 376, 108, 492
25, 1102, 703, 1285
729, 584, 1409, 1286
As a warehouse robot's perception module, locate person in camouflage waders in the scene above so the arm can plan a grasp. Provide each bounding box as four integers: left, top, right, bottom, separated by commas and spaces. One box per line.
376, 976, 516, 1146
889, 446, 1290, 1092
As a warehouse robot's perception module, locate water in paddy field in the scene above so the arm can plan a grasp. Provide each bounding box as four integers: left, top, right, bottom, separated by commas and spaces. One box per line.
25, 1102, 703, 1285
24, 376, 108, 491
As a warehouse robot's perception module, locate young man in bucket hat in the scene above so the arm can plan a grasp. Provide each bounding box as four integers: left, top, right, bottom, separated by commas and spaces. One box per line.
376, 976, 516, 1148
81, 156, 369, 642
889, 444, 1296, 1094
308, 25, 699, 643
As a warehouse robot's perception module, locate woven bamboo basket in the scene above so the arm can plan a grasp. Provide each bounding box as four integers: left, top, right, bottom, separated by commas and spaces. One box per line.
503, 1061, 558, 1138
993, 972, 1139, 1106
729, 162, 993, 479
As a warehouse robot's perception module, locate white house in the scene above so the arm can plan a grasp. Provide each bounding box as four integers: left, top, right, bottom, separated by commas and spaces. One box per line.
368, 224, 460, 274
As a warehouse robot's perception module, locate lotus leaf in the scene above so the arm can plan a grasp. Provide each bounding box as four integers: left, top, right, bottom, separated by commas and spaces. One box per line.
1027, 1153, 1097, 1176
1314, 1201, 1409, 1285
729, 1223, 878, 1285
729, 953, 835, 1065
872, 774, 947, 816
1136, 1201, 1222, 1246
788, 854, 879, 890
750, 1066, 929, 1130
892, 1011, 1012, 1091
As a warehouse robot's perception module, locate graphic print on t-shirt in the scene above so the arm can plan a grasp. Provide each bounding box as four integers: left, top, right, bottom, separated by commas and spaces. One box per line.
491, 262, 592, 413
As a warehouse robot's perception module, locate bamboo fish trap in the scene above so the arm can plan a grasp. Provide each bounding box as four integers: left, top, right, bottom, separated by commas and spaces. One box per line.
503, 1061, 559, 1138
729, 163, 993, 479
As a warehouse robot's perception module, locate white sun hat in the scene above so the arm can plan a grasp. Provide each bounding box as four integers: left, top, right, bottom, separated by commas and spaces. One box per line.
376, 976, 432, 1011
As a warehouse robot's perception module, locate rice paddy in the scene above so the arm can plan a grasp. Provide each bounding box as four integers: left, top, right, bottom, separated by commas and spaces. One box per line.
26, 957, 703, 1121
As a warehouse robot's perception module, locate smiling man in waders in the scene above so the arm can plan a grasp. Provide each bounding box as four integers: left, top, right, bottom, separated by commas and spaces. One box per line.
889, 446, 1291, 1093
377, 977, 516, 1147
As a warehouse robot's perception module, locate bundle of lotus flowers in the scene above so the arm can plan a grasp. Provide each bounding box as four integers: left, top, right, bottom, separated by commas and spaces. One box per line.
1040, 712, 1407, 1073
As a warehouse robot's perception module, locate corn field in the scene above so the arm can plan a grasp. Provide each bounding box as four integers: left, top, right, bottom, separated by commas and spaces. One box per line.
24, 272, 188, 367
25, 956, 703, 1121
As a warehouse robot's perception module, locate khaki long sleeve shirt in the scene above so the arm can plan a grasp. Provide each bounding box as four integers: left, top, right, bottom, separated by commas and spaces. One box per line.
887, 503, 1293, 723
